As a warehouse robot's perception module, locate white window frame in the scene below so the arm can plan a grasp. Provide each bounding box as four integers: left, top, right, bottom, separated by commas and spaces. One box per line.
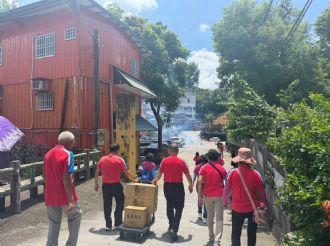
35, 33, 56, 59
0, 46, 2, 65
37, 92, 54, 110
64, 27, 77, 41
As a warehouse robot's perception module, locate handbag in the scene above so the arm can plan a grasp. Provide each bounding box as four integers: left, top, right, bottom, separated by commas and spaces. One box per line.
237, 169, 267, 225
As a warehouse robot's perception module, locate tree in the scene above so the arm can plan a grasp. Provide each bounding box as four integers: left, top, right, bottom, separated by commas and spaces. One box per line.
105, 2, 124, 19
212, 0, 318, 105
226, 75, 276, 142
269, 94, 330, 245
195, 87, 228, 122
0, 0, 10, 12
124, 16, 199, 148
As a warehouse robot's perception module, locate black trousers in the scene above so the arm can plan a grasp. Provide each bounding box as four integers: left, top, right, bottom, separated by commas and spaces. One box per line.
102, 183, 124, 228
232, 210, 258, 246
164, 183, 185, 233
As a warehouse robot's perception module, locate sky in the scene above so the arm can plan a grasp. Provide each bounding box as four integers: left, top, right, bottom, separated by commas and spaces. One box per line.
20, 0, 330, 89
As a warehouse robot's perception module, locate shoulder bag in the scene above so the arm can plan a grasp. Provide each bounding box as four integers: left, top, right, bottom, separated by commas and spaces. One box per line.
208, 162, 225, 186
237, 169, 267, 225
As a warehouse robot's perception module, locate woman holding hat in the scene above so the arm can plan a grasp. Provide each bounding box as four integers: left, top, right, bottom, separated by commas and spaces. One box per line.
224, 147, 268, 246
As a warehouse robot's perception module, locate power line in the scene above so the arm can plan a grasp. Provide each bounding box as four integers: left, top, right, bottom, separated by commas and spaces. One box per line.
286, 0, 313, 40
263, 0, 274, 23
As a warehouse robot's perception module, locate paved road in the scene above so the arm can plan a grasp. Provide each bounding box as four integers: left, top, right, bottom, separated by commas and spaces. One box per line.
2, 131, 278, 246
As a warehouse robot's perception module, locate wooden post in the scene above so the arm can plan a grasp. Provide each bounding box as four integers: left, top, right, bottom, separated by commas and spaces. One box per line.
10, 160, 21, 213
86, 151, 90, 181
93, 29, 100, 146
30, 165, 38, 199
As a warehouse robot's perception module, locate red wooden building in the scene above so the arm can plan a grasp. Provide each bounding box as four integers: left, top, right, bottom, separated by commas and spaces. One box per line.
0, 0, 156, 164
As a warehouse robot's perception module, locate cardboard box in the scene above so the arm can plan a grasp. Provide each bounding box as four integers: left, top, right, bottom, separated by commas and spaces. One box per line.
124, 183, 158, 213
124, 206, 148, 229
125, 197, 158, 213
125, 183, 158, 200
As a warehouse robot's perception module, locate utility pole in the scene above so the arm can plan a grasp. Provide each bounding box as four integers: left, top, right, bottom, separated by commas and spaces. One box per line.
93, 29, 100, 146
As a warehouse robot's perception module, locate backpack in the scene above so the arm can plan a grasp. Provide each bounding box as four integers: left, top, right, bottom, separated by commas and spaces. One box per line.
141, 161, 153, 181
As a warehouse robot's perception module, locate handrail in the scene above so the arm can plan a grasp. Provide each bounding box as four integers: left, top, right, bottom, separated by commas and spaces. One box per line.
20, 161, 44, 170
0, 167, 14, 174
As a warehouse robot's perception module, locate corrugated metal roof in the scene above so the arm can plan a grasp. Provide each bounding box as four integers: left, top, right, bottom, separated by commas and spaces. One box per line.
0, 0, 145, 53
114, 67, 156, 99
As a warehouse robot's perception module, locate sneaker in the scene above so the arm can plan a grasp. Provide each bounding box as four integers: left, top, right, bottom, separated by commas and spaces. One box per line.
202, 218, 207, 224
169, 229, 178, 241
104, 227, 111, 232
209, 235, 215, 242
198, 213, 202, 220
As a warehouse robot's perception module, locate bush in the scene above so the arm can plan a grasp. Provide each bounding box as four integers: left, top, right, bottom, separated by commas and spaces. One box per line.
226, 76, 276, 142
270, 94, 330, 245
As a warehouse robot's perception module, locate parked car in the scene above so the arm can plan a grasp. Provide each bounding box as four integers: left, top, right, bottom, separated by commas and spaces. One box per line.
170, 137, 185, 147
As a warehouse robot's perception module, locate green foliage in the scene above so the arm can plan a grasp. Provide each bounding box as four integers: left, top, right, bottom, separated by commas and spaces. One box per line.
122, 15, 199, 147
315, 7, 330, 59
105, 2, 124, 19
0, 0, 10, 12
226, 76, 276, 142
212, 0, 320, 105
195, 87, 228, 124
269, 94, 330, 245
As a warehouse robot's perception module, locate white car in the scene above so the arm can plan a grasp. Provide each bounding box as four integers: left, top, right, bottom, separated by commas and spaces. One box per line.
170, 137, 185, 147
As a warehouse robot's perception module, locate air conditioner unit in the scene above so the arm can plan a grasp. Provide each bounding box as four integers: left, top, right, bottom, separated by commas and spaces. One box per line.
32, 79, 51, 91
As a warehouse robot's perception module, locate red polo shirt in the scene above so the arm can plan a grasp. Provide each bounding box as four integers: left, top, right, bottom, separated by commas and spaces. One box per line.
159, 154, 189, 183
97, 154, 127, 184
199, 163, 227, 197
224, 165, 268, 213
44, 144, 78, 206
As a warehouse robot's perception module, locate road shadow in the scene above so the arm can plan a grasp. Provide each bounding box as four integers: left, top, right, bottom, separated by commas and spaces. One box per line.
89, 227, 120, 236
151, 231, 193, 243
0, 194, 44, 220
190, 219, 207, 227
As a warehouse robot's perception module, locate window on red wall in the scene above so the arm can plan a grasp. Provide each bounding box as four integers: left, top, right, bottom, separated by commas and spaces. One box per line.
37, 91, 54, 110
130, 59, 139, 78
36, 33, 56, 59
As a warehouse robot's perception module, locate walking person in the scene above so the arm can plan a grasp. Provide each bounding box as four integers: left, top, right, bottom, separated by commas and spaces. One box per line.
198, 149, 227, 246
224, 147, 268, 246
193, 152, 201, 166
192, 154, 208, 223
94, 143, 136, 231
152, 144, 193, 241
43, 131, 82, 246
141, 152, 156, 182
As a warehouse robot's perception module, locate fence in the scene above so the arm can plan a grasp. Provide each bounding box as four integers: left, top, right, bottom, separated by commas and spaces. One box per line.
227, 139, 291, 243
0, 149, 101, 213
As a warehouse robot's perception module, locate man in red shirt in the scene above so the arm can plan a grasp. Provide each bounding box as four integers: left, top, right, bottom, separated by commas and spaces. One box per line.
43, 131, 81, 246
94, 143, 136, 230
198, 149, 227, 246
224, 147, 268, 246
153, 144, 193, 241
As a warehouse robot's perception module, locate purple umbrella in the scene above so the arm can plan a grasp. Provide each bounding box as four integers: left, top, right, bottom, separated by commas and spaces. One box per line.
0, 116, 24, 151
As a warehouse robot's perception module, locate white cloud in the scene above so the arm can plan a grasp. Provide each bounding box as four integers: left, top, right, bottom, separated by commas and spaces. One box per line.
188, 49, 220, 90
199, 24, 210, 32
102, 0, 158, 14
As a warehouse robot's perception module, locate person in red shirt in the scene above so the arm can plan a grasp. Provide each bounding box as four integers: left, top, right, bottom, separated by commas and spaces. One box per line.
198, 149, 227, 246
224, 147, 268, 246
141, 153, 156, 181
192, 154, 208, 222
43, 131, 81, 246
153, 144, 193, 241
193, 152, 201, 166
94, 143, 136, 230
